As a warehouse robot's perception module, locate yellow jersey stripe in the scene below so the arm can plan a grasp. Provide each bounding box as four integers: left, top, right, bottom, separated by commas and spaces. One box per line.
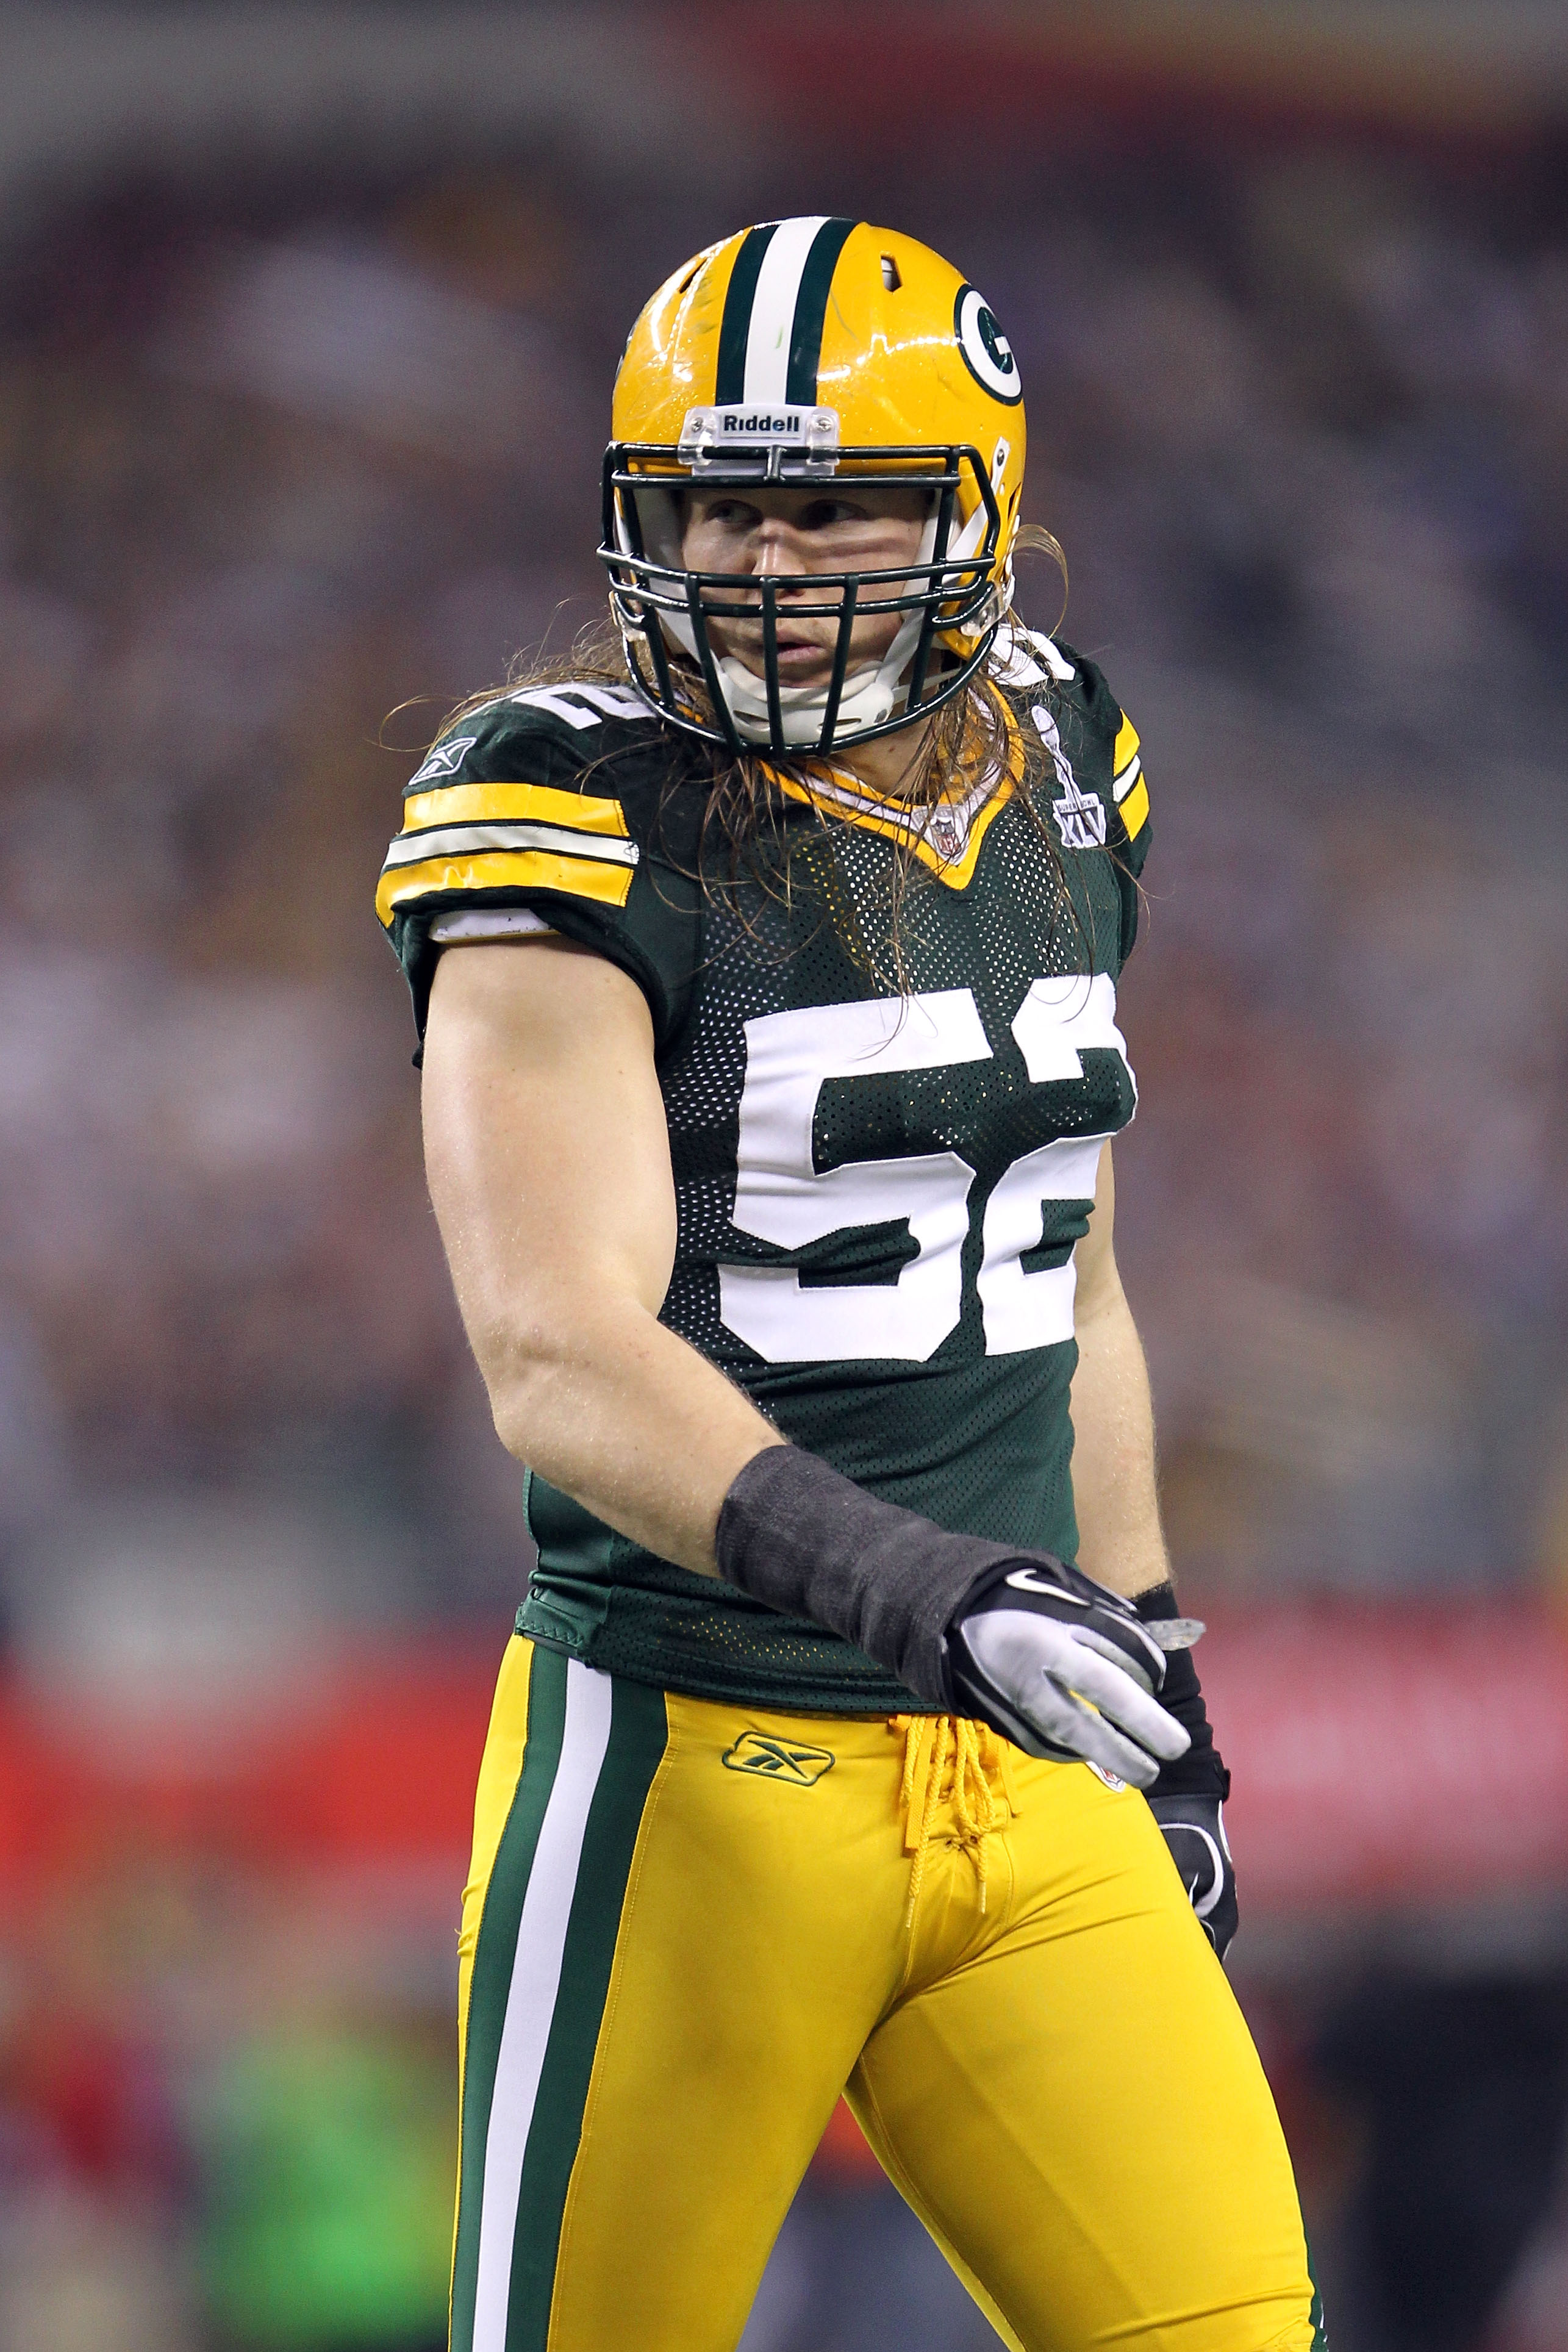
376, 847, 635, 928
780, 771, 1025, 889
763, 710, 1022, 889
1118, 776, 1150, 841
1112, 714, 1140, 778
401, 781, 630, 837
768, 770, 1015, 888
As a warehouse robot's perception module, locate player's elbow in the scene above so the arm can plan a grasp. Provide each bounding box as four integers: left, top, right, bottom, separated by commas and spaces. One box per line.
485, 1362, 549, 1465
471, 1290, 643, 1471
473, 1314, 576, 1464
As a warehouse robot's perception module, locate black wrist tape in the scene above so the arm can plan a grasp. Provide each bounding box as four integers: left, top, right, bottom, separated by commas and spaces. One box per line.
715, 1446, 1031, 1707
1135, 1583, 1230, 1800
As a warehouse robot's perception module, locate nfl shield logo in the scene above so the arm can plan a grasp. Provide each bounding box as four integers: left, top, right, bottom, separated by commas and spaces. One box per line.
928, 808, 964, 860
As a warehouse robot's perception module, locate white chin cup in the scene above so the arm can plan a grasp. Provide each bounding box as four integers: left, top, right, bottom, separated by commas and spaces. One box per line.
709, 611, 927, 746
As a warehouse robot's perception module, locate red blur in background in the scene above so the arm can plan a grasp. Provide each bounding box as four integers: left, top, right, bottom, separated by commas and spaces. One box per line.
4, 1606, 1565, 1913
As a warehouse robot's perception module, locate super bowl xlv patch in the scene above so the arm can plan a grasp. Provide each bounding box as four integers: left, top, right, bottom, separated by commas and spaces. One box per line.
1031, 701, 1108, 850
1049, 772, 1108, 852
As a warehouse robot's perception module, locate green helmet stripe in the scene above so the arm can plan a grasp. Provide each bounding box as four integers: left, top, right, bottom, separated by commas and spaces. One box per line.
785, 215, 857, 405
714, 221, 777, 404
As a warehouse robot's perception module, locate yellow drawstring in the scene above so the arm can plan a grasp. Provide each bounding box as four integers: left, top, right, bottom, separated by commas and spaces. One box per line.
891, 1713, 1017, 1924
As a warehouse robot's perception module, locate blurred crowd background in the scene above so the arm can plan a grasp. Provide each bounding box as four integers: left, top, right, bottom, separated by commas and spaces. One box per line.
2, 4, 1567, 2348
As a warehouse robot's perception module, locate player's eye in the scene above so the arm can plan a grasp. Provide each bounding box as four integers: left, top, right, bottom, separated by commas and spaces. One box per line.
703, 498, 761, 529
797, 500, 869, 530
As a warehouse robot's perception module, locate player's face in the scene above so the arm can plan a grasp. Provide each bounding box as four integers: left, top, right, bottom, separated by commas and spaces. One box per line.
679, 486, 931, 690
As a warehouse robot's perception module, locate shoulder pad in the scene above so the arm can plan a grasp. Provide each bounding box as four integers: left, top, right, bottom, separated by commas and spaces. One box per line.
1024, 642, 1149, 859
1001, 640, 1150, 868
376, 679, 665, 934
405, 678, 662, 790
1059, 649, 1148, 856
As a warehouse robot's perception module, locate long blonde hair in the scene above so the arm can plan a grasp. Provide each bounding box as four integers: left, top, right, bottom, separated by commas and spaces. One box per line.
437, 525, 1097, 990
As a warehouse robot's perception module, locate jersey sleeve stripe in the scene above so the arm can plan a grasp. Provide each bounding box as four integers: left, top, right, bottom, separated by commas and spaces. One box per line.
383, 822, 639, 872
1117, 775, 1150, 842
401, 781, 631, 836
376, 847, 636, 928
1111, 751, 1142, 803
1112, 714, 1140, 776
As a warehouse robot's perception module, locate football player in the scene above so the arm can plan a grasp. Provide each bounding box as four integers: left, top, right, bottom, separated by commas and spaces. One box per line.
379, 218, 1322, 2352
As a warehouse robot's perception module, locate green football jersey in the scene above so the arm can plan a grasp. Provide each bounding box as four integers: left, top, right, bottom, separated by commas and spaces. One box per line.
378, 631, 1152, 1713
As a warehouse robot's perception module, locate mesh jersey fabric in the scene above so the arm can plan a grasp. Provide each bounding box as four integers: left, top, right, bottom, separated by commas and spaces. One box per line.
380, 639, 1151, 1712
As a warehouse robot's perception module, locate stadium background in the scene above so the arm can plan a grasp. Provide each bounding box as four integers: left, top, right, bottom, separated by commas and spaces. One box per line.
1, 2, 1567, 2345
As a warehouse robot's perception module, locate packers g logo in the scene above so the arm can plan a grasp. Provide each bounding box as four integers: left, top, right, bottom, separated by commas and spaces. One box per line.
954, 284, 1022, 405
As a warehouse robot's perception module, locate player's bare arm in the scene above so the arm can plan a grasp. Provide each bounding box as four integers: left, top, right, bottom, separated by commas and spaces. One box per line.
1065, 1144, 1173, 1602
422, 933, 781, 1576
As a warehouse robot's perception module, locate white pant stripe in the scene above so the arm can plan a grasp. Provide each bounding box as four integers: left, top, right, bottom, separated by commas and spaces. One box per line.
471, 1661, 615, 2352
743, 215, 830, 404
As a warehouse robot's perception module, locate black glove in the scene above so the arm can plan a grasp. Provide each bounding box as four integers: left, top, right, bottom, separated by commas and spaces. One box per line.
1135, 1584, 1237, 1960
1148, 1792, 1238, 1960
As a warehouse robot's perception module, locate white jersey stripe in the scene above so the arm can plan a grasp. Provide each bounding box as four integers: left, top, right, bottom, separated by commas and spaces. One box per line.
383, 820, 639, 870
471, 1662, 614, 2352
430, 908, 554, 944
743, 215, 829, 404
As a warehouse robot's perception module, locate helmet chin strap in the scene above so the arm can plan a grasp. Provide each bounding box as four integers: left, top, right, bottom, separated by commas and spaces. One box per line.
640, 500, 995, 751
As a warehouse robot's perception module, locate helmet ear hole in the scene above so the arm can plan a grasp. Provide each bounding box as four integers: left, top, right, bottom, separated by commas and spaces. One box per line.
880, 254, 902, 292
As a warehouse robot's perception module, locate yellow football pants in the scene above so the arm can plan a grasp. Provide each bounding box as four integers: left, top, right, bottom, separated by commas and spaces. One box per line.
449, 1638, 1320, 2352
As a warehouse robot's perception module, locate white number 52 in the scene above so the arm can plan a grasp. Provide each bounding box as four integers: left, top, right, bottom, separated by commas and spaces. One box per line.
716, 978, 1133, 1364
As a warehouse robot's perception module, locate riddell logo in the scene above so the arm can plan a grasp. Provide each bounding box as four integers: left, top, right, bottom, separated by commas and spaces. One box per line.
723, 410, 804, 436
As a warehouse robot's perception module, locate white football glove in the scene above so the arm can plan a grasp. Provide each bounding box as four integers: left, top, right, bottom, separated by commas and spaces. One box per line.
947, 1557, 1196, 1789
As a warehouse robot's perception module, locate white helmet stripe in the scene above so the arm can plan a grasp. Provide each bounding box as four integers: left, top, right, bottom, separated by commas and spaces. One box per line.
743, 215, 831, 404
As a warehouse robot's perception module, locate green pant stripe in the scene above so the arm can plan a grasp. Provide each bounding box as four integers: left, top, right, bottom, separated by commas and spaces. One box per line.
1305, 2227, 1330, 2350
502, 1674, 669, 2350
450, 1646, 570, 2352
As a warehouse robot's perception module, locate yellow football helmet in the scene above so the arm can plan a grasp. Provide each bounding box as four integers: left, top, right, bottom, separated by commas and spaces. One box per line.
600, 217, 1028, 758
